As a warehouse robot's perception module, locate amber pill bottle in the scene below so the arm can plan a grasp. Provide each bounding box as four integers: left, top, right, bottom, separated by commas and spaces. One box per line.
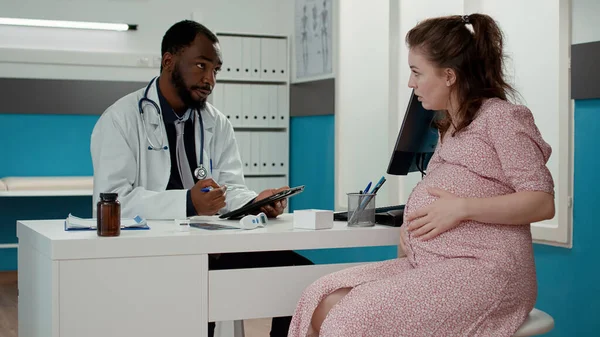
97, 193, 121, 237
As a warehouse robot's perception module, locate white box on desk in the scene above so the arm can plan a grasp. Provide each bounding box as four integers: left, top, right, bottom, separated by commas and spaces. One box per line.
293, 209, 334, 230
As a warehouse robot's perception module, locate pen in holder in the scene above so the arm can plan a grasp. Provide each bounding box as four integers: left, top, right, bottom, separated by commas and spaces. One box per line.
347, 192, 376, 227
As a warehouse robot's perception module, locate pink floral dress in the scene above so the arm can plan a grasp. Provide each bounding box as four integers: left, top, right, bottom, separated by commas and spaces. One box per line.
288, 98, 554, 337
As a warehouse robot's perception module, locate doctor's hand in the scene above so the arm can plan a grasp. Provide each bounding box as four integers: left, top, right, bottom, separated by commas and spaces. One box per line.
190, 179, 227, 216
405, 187, 467, 241
254, 186, 289, 218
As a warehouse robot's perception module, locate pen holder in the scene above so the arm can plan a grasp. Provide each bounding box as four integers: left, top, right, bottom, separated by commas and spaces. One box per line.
347, 193, 376, 227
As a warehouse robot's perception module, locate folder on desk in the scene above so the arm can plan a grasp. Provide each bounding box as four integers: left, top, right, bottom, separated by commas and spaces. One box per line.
64, 213, 150, 231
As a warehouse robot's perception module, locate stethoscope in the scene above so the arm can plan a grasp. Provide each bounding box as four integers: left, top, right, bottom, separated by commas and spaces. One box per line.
138, 77, 208, 180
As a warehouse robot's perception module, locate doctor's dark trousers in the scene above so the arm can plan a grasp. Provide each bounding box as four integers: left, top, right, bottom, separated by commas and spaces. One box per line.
207, 250, 314, 337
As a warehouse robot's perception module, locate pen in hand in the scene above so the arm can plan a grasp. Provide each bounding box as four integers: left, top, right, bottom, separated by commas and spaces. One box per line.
202, 185, 227, 193
191, 179, 227, 215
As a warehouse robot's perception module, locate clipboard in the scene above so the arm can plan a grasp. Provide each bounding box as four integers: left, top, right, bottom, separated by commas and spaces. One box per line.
218, 185, 305, 219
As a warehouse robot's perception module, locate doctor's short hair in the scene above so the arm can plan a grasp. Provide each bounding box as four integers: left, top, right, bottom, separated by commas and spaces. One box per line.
160, 20, 219, 70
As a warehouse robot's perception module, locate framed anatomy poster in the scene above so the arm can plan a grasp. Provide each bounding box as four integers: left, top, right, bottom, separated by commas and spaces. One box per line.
293, 0, 334, 82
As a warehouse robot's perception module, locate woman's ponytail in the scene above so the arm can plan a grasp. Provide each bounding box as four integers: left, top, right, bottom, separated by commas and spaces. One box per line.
467, 14, 513, 100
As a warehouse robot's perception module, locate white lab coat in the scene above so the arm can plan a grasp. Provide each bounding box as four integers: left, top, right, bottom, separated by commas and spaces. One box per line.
90, 78, 258, 220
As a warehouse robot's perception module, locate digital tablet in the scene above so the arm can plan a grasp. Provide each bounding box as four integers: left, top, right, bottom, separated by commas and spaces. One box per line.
219, 185, 305, 219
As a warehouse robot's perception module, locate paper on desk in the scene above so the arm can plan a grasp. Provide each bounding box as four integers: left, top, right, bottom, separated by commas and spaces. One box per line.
187, 215, 220, 222
65, 213, 148, 230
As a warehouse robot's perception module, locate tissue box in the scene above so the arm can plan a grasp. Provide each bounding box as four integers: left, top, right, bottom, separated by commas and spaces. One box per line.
293, 209, 334, 230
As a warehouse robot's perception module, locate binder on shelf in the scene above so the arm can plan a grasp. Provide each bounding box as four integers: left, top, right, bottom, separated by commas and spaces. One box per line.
211, 85, 224, 114
223, 36, 243, 79
250, 37, 262, 79
241, 84, 252, 126
259, 132, 272, 174
260, 38, 276, 80
274, 132, 288, 174
268, 85, 278, 127
250, 132, 261, 174
276, 39, 287, 81
259, 132, 269, 173
250, 85, 262, 127
278, 85, 288, 127
259, 85, 270, 126
242, 37, 253, 79
228, 84, 243, 127
236, 131, 251, 172
219, 36, 233, 78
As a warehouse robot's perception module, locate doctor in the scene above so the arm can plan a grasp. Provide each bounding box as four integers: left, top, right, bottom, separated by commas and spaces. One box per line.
91, 21, 287, 220
90, 20, 312, 337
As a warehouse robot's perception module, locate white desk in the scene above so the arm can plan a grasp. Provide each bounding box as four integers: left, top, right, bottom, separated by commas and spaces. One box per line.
17, 214, 401, 337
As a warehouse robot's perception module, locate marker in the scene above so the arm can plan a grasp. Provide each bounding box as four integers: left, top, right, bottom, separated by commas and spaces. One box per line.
358, 177, 386, 210
370, 176, 387, 195
363, 182, 372, 194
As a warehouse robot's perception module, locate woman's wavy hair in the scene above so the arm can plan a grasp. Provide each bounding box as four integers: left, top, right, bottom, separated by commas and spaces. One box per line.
406, 14, 519, 138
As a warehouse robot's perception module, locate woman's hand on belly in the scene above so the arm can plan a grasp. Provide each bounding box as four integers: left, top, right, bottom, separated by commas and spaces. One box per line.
406, 187, 468, 241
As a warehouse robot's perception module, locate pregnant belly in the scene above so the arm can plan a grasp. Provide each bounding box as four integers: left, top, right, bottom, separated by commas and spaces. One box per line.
402, 163, 535, 269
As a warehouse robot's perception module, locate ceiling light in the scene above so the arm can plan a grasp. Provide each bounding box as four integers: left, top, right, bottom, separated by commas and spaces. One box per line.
0, 17, 137, 31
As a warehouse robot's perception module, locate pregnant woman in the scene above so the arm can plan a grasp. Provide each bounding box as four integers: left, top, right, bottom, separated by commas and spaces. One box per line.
288, 13, 555, 337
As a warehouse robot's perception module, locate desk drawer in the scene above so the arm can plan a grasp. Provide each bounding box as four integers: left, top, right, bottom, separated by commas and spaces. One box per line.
208, 262, 365, 321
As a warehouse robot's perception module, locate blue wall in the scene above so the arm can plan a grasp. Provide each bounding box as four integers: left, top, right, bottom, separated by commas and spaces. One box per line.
0, 114, 96, 270
289, 115, 335, 212
289, 115, 397, 264
531, 99, 600, 336
0, 114, 98, 177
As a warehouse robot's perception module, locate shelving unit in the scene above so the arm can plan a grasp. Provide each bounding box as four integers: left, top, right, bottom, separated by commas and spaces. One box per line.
0, 176, 94, 198
0, 180, 93, 249
212, 32, 291, 193
0, 190, 92, 197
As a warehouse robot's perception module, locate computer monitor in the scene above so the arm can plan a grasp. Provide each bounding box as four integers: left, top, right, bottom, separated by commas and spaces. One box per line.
386, 90, 439, 176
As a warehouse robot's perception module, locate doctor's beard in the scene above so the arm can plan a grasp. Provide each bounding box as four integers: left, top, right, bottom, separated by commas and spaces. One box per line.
171, 63, 207, 111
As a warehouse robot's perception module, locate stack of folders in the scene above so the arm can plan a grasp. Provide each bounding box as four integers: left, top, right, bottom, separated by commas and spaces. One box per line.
64, 213, 150, 231
234, 131, 289, 175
